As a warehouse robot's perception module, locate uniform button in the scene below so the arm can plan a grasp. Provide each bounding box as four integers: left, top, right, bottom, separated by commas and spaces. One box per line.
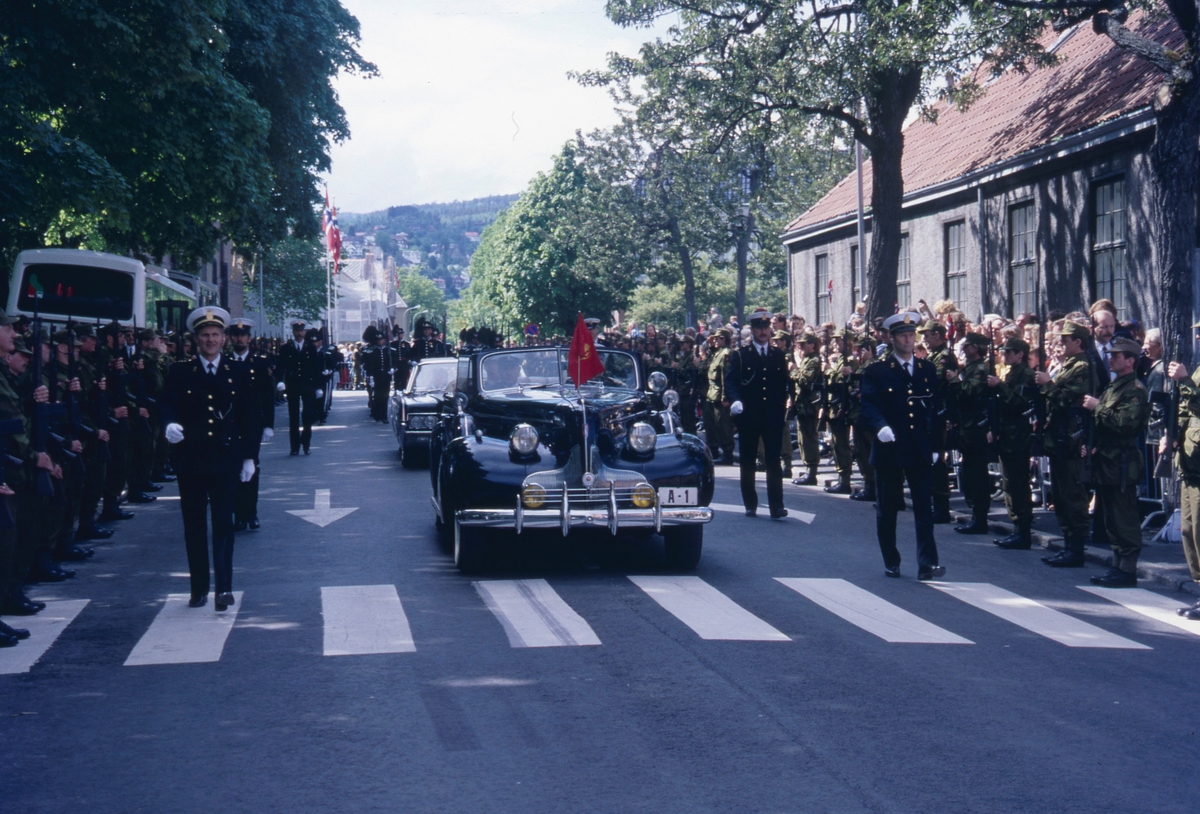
207, 432, 213, 437
208, 394, 213, 399
208, 419, 214, 424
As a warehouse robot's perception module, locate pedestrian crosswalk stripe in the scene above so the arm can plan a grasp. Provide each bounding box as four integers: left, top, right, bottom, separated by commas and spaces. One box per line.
928, 582, 1149, 649
629, 576, 790, 641
709, 503, 815, 523
776, 578, 972, 644
321, 585, 416, 656
0, 599, 89, 675
124, 593, 244, 666
474, 579, 601, 648
1078, 586, 1200, 638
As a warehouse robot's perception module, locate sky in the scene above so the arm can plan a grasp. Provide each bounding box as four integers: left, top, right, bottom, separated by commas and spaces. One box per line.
325, 0, 669, 213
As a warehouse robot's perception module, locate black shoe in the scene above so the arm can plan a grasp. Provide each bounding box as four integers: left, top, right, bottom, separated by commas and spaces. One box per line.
716, 454, 735, 466
993, 530, 1022, 546
215, 592, 235, 611
824, 480, 851, 495
1042, 550, 1086, 568
126, 492, 156, 503
932, 513, 953, 524
2, 599, 41, 616
1176, 600, 1200, 617
1090, 568, 1137, 588
884, 566, 901, 578
848, 490, 876, 502
188, 595, 208, 608
954, 520, 989, 535
76, 525, 114, 541
54, 546, 94, 562
304, 448, 311, 455
0, 633, 17, 648
994, 535, 1032, 550
769, 508, 788, 520
918, 565, 947, 581
289, 450, 299, 456
232, 521, 248, 533
744, 509, 757, 517
0, 620, 31, 640
152, 472, 177, 483
794, 472, 818, 486
248, 517, 260, 531
1185, 607, 1200, 621
143, 483, 164, 492
98, 508, 135, 522
782, 467, 793, 479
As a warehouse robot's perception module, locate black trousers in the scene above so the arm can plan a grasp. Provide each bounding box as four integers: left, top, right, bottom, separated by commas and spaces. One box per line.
369, 380, 390, 422
177, 473, 237, 598
959, 446, 992, 515
287, 390, 315, 452
875, 451, 939, 570
234, 460, 260, 523
735, 411, 784, 513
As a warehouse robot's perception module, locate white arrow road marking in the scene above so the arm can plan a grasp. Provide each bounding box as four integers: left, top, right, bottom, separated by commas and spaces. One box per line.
287, 489, 359, 527
709, 502, 815, 523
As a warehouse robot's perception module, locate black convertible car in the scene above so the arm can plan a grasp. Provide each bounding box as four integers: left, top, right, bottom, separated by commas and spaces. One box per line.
429, 346, 714, 572
389, 357, 458, 467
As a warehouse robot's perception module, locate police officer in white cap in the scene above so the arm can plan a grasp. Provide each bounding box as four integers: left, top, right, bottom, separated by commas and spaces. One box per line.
161, 307, 262, 610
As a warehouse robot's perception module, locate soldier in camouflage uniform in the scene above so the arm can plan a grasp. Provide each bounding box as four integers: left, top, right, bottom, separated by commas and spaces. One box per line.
790, 332, 823, 485
989, 338, 1037, 549
702, 329, 735, 465
918, 320, 958, 522
1081, 336, 1150, 587
953, 332, 995, 534
1038, 321, 1099, 568
674, 335, 701, 435
1166, 323, 1200, 617
771, 330, 795, 477
823, 329, 854, 494
849, 334, 880, 502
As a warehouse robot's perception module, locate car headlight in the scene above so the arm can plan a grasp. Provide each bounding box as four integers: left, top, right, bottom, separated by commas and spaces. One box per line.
409, 414, 437, 430
628, 421, 656, 454
631, 483, 655, 508
648, 371, 668, 393
510, 423, 539, 455
662, 389, 679, 410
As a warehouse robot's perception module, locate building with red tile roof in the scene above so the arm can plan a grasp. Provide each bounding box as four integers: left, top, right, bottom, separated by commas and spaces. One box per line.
782, 15, 1184, 326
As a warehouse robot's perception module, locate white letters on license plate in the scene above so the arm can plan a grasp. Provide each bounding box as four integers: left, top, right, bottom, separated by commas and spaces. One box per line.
657, 487, 696, 506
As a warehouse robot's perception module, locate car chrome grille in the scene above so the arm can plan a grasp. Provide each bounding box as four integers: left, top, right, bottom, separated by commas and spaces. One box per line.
521, 445, 645, 489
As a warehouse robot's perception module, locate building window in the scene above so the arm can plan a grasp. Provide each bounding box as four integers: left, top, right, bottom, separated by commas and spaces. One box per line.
896, 233, 911, 310
945, 220, 967, 305
1092, 177, 1129, 319
815, 254, 830, 324
1009, 202, 1037, 316
851, 244, 862, 306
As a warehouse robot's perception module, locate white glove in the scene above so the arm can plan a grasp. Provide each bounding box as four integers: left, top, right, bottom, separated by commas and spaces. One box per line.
876, 425, 895, 443
261, 428, 274, 443
240, 459, 255, 483
932, 452, 940, 465
165, 423, 184, 444
322, 370, 332, 377
276, 382, 286, 392
315, 389, 324, 399
730, 400, 744, 416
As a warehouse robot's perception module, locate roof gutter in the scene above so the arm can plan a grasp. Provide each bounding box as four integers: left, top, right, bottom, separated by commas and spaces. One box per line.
780, 106, 1156, 247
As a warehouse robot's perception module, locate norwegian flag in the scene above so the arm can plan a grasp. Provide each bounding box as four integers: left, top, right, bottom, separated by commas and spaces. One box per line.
322, 187, 332, 235
827, 276, 833, 307
327, 206, 342, 272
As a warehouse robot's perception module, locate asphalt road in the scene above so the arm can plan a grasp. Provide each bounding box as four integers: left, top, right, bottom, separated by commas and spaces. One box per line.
3, 390, 1198, 814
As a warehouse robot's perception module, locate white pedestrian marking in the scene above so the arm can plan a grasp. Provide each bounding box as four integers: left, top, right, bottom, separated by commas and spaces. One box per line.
709, 502, 815, 523
629, 576, 790, 641
1078, 586, 1200, 638
321, 585, 415, 656
776, 578, 972, 644
0, 599, 89, 675
287, 488, 358, 527
125, 592, 244, 666
928, 582, 1149, 649
474, 579, 601, 648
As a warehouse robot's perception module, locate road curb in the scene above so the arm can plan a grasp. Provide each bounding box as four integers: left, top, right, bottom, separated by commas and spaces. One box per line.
949, 511, 1200, 596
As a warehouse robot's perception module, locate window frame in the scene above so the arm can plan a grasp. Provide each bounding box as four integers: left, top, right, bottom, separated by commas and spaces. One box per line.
944, 220, 968, 305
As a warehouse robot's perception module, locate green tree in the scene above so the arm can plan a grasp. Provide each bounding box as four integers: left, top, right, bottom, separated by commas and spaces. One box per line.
260, 236, 327, 323
397, 270, 446, 329
603, 0, 1050, 319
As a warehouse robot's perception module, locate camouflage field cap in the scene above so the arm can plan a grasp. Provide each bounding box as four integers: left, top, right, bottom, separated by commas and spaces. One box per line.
1001, 337, 1030, 354
917, 319, 946, 335
1059, 321, 1091, 341
962, 332, 990, 349
1110, 336, 1141, 357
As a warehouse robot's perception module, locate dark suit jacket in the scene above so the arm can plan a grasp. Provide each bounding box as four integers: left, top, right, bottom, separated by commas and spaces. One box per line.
230, 353, 275, 431
160, 356, 262, 477
278, 341, 317, 391
725, 344, 789, 423
861, 354, 940, 468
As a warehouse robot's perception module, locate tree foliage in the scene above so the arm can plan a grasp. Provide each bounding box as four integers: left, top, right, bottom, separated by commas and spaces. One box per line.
396, 270, 446, 327
261, 236, 327, 323
0, 0, 374, 270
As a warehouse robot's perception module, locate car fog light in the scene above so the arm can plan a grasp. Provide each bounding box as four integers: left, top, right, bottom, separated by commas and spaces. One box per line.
628, 422, 656, 454
510, 423, 539, 455
631, 483, 655, 508
662, 389, 679, 410
648, 371, 668, 393
522, 484, 546, 509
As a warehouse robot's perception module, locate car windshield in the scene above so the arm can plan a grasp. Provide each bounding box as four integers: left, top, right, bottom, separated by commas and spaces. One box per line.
478, 349, 639, 392
407, 362, 456, 394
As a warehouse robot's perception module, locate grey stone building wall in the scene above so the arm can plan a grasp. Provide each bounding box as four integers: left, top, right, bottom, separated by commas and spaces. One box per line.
786, 129, 1161, 327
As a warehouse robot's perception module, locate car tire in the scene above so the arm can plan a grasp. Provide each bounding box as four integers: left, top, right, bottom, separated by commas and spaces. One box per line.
400, 440, 421, 468
454, 517, 487, 573
663, 525, 703, 571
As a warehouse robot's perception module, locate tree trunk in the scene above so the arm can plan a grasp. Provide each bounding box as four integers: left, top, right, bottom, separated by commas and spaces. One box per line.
862, 68, 922, 322
667, 214, 698, 329
735, 212, 752, 323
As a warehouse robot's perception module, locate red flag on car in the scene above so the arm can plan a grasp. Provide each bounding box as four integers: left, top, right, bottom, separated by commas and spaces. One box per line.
568, 313, 605, 386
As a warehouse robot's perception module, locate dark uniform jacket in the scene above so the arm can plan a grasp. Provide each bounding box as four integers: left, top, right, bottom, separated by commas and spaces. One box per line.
860, 354, 940, 468
955, 358, 992, 451
725, 344, 789, 422
160, 356, 262, 477
230, 352, 276, 432
1091, 371, 1150, 486
278, 340, 318, 393
996, 362, 1036, 455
